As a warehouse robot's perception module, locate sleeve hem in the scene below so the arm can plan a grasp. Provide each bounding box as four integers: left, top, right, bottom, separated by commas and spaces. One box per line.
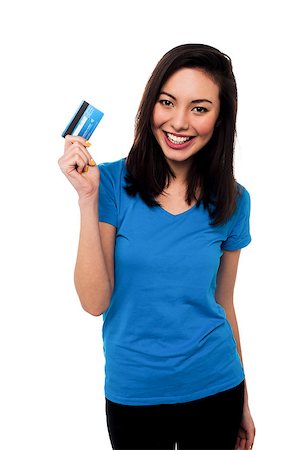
222, 237, 252, 251
99, 217, 117, 228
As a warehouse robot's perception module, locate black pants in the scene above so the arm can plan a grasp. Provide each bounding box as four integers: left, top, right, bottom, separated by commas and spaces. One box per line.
105, 380, 244, 450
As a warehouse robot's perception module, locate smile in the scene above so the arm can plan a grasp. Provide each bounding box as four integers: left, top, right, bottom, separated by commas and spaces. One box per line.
166, 132, 193, 144
162, 131, 196, 150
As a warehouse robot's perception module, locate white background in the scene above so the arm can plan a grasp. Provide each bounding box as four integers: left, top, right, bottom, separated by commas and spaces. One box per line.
1, 1, 298, 449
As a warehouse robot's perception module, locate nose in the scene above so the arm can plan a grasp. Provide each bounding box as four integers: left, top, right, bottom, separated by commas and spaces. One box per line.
170, 108, 189, 131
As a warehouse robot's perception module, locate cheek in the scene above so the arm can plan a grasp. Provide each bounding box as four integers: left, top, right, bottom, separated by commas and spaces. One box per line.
152, 106, 159, 128
196, 116, 217, 136
152, 106, 168, 129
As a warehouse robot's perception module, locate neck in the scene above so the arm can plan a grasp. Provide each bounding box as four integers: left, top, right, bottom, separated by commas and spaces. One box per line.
166, 157, 193, 185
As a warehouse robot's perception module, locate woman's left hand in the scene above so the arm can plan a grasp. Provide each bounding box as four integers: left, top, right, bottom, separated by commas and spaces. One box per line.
234, 405, 256, 450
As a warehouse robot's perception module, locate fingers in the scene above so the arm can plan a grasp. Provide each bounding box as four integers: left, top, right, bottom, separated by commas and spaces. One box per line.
63, 135, 96, 175
236, 438, 247, 450
246, 434, 255, 449
234, 436, 240, 449
246, 420, 255, 449
64, 134, 87, 147
64, 135, 91, 154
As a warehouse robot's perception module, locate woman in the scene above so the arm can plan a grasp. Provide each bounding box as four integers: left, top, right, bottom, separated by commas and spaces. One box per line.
58, 43, 256, 450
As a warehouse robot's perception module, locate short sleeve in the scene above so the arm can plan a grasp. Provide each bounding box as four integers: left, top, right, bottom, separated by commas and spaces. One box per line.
221, 186, 252, 251
97, 163, 118, 228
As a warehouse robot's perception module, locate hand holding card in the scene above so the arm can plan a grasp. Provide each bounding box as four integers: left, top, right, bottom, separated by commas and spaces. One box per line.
59, 100, 104, 201
58, 135, 101, 201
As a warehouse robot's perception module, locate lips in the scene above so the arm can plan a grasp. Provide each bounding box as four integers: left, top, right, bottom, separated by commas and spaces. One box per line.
163, 131, 196, 149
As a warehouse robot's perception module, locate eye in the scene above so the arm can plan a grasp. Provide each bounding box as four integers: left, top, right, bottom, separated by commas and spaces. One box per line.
192, 106, 208, 113
159, 99, 173, 107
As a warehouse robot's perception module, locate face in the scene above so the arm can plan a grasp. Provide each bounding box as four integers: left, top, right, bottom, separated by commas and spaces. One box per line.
151, 67, 220, 170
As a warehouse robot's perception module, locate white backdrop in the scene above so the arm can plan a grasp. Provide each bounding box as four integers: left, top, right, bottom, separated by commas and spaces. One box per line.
1, 1, 298, 449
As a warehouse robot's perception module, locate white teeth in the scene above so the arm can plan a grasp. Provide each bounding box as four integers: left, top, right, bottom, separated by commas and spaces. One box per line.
166, 133, 192, 144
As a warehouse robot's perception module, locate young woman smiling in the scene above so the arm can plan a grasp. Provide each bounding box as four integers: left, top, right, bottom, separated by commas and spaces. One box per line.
58, 43, 256, 450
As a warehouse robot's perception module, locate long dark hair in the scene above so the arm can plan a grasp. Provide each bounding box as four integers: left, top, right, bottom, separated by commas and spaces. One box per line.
124, 43, 242, 226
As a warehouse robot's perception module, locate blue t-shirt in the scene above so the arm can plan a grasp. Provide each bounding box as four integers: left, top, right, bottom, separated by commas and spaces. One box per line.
97, 157, 251, 406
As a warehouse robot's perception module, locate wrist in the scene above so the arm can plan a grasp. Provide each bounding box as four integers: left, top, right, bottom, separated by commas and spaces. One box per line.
78, 195, 98, 209
243, 392, 250, 411
243, 378, 249, 407
243, 399, 250, 409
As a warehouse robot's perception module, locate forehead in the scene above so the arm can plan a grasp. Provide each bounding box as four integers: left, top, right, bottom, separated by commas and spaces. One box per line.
161, 67, 220, 99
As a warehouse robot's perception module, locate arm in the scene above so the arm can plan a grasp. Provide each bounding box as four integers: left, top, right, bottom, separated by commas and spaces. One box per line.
216, 250, 256, 450
74, 197, 116, 316
215, 249, 249, 407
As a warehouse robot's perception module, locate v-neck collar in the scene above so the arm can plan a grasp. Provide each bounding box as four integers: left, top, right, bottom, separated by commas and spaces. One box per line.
157, 203, 198, 218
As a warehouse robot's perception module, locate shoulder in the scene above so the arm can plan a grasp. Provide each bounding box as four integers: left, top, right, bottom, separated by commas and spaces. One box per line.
235, 182, 251, 210
224, 182, 251, 226
98, 157, 126, 173
98, 157, 126, 185
220, 182, 252, 251
236, 182, 250, 199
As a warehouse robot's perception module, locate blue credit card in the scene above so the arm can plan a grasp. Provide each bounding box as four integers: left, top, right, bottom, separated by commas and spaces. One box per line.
61, 100, 104, 140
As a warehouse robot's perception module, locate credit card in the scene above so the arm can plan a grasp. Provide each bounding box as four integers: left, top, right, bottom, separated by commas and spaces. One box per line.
61, 100, 104, 140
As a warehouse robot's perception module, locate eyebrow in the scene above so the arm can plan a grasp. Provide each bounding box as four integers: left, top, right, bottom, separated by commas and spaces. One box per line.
159, 91, 213, 104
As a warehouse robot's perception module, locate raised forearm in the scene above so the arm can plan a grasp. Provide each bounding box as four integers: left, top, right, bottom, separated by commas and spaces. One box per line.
74, 198, 112, 316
